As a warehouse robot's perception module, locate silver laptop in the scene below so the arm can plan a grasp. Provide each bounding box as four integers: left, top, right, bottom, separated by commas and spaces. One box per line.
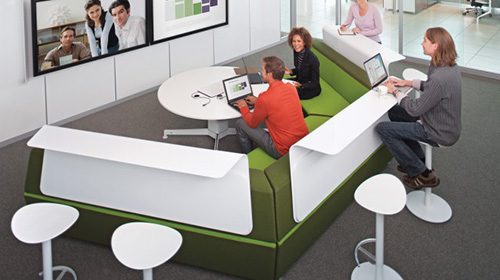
363, 53, 411, 95
223, 74, 254, 111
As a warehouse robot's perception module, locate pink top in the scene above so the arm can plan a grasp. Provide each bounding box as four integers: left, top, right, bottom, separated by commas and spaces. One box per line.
343, 3, 383, 43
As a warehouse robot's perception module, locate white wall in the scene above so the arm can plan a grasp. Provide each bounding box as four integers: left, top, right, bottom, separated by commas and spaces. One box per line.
0, 0, 281, 144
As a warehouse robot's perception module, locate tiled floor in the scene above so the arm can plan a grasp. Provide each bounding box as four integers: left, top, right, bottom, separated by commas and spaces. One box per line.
281, 0, 500, 74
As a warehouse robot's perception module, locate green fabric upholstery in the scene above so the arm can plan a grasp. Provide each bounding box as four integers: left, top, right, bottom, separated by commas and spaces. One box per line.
247, 115, 330, 171
312, 40, 371, 89
301, 79, 350, 117
248, 148, 276, 171
311, 45, 369, 104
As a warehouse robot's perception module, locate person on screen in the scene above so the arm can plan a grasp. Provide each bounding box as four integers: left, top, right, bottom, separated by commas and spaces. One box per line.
233, 56, 309, 159
109, 0, 146, 50
42, 27, 91, 70
376, 27, 461, 190
84, 0, 119, 57
340, 0, 383, 43
284, 27, 321, 100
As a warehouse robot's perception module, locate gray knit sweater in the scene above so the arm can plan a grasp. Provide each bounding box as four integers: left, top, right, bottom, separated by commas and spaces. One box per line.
400, 64, 462, 146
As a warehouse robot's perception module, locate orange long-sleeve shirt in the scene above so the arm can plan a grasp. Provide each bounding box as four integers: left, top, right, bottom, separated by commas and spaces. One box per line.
240, 80, 309, 156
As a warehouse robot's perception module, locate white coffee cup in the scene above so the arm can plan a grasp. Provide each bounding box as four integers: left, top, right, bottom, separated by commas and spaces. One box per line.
378, 85, 388, 95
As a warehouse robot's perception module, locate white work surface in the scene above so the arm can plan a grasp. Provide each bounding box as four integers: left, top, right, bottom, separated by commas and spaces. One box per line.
289, 89, 397, 222
28, 125, 253, 235
157, 67, 268, 149
322, 25, 405, 71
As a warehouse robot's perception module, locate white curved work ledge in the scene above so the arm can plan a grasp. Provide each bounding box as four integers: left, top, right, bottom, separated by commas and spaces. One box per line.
289, 90, 397, 223
28, 125, 253, 235
322, 25, 405, 71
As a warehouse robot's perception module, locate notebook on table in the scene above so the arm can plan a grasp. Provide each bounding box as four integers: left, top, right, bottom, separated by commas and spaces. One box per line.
363, 53, 411, 95
223, 74, 255, 112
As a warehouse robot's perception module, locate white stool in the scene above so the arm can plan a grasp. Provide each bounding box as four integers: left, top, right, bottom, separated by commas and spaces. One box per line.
11, 203, 79, 280
406, 143, 452, 223
111, 222, 183, 280
352, 174, 406, 280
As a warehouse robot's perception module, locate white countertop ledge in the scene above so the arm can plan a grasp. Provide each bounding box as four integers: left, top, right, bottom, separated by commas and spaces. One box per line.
28, 125, 245, 179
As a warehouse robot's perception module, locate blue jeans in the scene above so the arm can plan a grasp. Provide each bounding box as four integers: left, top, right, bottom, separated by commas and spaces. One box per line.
235, 119, 282, 159
376, 106, 438, 177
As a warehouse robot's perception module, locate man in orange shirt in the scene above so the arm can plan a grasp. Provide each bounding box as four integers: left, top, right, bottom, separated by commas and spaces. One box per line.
233, 56, 309, 159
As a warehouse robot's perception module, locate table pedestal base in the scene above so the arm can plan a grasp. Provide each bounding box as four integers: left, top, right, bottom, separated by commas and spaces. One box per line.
163, 120, 236, 150
351, 262, 403, 280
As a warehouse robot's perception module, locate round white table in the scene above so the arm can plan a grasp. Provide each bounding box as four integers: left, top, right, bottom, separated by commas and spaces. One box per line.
157, 66, 268, 149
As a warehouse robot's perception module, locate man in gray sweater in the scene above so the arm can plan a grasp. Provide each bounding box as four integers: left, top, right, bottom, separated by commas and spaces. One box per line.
376, 27, 461, 190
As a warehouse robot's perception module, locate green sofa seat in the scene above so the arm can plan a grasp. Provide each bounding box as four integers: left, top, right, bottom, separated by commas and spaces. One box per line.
301, 79, 350, 117
247, 115, 331, 171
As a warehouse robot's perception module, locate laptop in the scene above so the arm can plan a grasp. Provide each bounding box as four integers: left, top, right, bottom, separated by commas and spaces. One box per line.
363, 53, 411, 95
223, 74, 254, 112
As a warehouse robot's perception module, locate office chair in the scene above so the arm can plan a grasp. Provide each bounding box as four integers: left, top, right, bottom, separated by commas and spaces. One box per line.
462, 0, 488, 16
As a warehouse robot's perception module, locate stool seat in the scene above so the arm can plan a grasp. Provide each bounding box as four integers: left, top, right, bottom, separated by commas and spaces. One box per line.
402, 68, 427, 81
11, 203, 79, 244
355, 174, 406, 215
112, 222, 183, 271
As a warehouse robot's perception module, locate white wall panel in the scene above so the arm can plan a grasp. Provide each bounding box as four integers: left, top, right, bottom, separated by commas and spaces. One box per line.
45, 58, 115, 124
115, 43, 170, 100
249, 0, 281, 51
214, 0, 250, 64
0, 0, 46, 142
0, 79, 46, 143
170, 31, 214, 76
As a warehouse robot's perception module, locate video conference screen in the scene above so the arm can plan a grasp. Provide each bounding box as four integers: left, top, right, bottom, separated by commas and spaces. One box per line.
151, 0, 228, 43
31, 0, 228, 76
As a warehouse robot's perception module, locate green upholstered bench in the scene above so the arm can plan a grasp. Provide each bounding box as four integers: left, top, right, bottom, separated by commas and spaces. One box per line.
300, 40, 370, 117
23, 39, 393, 280
247, 115, 331, 171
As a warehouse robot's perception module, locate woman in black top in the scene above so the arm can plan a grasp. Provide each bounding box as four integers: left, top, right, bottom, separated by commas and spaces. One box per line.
84, 0, 119, 57
285, 27, 321, 100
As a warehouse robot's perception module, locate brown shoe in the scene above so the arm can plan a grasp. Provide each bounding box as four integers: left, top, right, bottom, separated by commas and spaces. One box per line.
397, 165, 405, 173
403, 171, 440, 190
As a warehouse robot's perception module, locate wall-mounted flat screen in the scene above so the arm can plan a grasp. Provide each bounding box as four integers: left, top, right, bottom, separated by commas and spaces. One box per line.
151, 0, 228, 43
32, 0, 149, 76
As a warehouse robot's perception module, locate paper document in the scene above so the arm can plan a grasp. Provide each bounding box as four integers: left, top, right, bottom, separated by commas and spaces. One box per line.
338, 28, 356, 36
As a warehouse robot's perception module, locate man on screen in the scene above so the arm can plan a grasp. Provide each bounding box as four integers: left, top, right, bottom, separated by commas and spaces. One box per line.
42, 27, 91, 70
109, 0, 146, 50
233, 56, 309, 159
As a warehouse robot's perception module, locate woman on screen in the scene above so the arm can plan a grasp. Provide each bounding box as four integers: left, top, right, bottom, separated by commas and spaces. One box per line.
340, 0, 383, 43
284, 27, 321, 100
84, 0, 119, 57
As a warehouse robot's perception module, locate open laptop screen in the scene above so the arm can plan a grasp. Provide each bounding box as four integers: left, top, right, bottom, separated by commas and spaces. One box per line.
223, 75, 253, 102
363, 53, 388, 88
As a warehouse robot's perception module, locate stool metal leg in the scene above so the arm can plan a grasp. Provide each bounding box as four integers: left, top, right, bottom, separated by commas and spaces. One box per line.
376, 214, 384, 280
143, 268, 153, 280
351, 214, 403, 280
42, 240, 53, 280
406, 144, 452, 223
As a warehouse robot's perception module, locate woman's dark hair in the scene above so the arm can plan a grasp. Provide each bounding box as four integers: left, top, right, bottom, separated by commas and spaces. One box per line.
84, 0, 106, 29
425, 27, 457, 67
287, 27, 313, 49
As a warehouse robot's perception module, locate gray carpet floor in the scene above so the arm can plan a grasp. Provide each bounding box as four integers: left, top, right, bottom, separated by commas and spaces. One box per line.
1, 42, 500, 279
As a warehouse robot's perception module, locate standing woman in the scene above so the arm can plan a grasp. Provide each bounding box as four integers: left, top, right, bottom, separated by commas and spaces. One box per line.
340, 0, 383, 43
84, 0, 119, 57
376, 27, 461, 189
284, 27, 321, 100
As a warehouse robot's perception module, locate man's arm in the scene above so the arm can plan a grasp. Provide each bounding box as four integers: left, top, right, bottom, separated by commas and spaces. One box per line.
136, 17, 146, 45
240, 98, 268, 128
